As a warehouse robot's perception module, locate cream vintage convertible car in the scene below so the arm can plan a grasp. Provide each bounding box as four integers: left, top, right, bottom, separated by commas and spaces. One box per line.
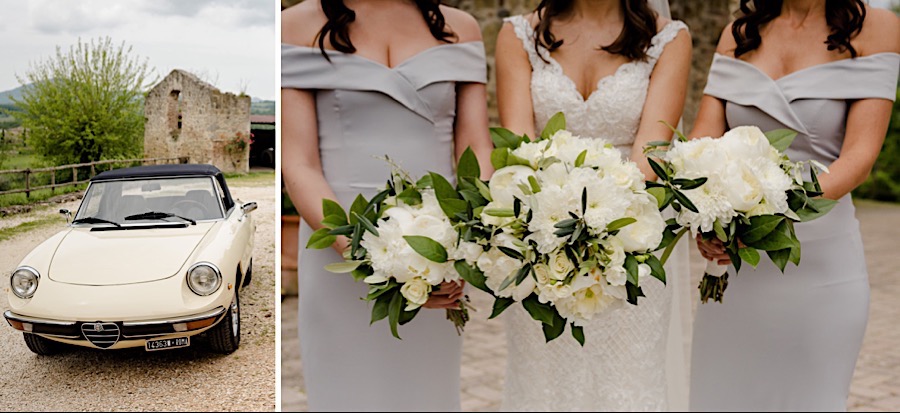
4, 164, 256, 355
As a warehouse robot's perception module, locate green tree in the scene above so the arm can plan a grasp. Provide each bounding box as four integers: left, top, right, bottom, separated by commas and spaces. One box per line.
13, 37, 154, 164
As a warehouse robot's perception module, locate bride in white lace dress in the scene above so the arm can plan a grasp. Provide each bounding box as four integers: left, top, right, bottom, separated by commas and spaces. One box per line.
495, 0, 692, 410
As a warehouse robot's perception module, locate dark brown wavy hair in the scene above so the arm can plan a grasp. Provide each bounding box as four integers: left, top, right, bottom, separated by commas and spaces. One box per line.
533, 0, 659, 62
316, 0, 456, 60
733, 0, 866, 58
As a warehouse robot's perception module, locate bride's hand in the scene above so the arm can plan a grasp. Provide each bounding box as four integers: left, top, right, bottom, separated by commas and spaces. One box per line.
696, 234, 732, 265
332, 236, 350, 255
423, 281, 466, 309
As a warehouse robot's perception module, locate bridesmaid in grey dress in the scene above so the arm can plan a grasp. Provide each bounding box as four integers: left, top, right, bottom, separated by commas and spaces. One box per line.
689, 1, 899, 410
281, 1, 492, 411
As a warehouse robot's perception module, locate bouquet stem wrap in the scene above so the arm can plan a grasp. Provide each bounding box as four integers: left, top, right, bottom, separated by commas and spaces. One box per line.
700, 260, 729, 304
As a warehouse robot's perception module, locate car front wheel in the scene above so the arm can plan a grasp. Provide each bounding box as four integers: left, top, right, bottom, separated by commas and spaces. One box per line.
23, 333, 63, 355
208, 292, 240, 354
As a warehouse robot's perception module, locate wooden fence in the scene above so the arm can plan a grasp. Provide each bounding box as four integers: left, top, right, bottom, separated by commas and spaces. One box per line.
0, 157, 189, 198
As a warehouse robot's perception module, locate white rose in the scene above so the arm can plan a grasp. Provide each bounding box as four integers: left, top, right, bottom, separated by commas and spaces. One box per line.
533, 263, 553, 286
617, 194, 666, 252
488, 165, 536, 207
549, 251, 574, 280
400, 277, 432, 310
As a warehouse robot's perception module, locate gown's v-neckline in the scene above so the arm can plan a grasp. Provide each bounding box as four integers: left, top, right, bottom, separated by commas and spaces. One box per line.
539, 20, 679, 102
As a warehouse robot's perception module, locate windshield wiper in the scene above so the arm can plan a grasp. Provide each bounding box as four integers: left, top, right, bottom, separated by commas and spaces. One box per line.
71, 217, 121, 227
123, 211, 197, 225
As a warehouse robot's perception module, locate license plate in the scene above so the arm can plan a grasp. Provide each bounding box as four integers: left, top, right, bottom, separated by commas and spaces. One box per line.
145, 337, 190, 351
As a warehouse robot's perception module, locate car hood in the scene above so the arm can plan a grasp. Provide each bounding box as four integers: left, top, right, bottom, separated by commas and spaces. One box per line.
48, 223, 216, 286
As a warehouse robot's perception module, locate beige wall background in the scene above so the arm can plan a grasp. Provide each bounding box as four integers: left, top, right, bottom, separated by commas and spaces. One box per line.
281, 0, 739, 131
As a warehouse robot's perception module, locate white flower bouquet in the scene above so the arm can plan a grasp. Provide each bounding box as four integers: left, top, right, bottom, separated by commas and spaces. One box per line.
645, 126, 836, 303
306, 149, 488, 338
454, 113, 687, 344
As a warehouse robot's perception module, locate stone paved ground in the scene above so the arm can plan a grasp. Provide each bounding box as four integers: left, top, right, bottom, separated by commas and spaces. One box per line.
282, 200, 900, 411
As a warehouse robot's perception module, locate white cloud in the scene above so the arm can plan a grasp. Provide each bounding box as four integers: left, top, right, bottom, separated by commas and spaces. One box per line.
0, 0, 276, 100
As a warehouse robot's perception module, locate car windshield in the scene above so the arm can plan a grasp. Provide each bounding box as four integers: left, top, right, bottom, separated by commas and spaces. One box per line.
74, 177, 224, 225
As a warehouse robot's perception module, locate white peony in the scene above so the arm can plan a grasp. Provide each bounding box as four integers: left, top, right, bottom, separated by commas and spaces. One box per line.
511, 141, 554, 168
617, 194, 666, 252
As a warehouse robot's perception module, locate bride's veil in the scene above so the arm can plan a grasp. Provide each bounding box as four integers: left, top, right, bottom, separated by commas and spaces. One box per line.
648, 0, 693, 410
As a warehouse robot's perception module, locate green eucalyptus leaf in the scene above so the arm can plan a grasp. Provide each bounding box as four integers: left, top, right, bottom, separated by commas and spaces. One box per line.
455, 261, 491, 294
430, 172, 460, 200
647, 187, 668, 209
491, 148, 509, 170
306, 228, 337, 250
324, 260, 365, 273
523, 296, 556, 326
371, 292, 392, 325
474, 178, 493, 202
571, 324, 585, 346
574, 149, 588, 168
739, 215, 785, 244
765, 129, 798, 153
607, 217, 637, 232
491, 127, 523, 149
322, 199, 347, 222
672, 190, 699, 213
648, 158, 669, 181
403, 235, 449, 263
541, 310, 567, 342
540, 112, 566, 140
738, 247, 761, 268
489, 297, 516, 319
457, 147, 481, 182
646, 254, 666, 284
388, 290, 403, 339
354, 212, 379, 236
767, 248, 792, 272
625, 255, 640, 286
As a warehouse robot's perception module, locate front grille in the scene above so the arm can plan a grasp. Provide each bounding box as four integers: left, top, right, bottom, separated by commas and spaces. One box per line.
80, 322, 121, 349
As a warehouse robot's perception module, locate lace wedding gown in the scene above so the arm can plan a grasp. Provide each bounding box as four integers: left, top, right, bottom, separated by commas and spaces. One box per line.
502, 15, 690, 411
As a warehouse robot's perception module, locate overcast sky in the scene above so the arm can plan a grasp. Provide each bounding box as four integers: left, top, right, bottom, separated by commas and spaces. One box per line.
0, 0, 277, 100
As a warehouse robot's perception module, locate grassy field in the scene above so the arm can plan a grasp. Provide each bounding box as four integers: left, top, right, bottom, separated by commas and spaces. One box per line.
0, 185, 85, 208
0, 215, 61, 242
224, 170, 275, 187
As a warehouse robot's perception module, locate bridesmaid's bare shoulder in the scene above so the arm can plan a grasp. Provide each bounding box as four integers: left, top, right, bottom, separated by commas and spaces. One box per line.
715, 22, 739, 58
282, 1, 326, 47
440, 6, 483, 43
856, 6, 900, 56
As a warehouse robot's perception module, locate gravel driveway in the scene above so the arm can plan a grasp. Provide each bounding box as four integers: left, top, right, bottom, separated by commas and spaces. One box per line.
0, 181, 276, 411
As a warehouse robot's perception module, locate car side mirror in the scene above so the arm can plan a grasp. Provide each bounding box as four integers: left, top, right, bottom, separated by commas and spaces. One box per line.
59, 208, 72, 223
239, 202, 257, 221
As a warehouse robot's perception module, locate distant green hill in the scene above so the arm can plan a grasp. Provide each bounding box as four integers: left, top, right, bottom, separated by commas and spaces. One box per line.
0, 84, 29, 105
251, 100, 275, 115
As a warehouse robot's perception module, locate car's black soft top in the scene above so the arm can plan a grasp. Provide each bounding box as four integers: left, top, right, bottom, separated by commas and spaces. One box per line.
91, 164, 236, 210
92, 164, 222, 181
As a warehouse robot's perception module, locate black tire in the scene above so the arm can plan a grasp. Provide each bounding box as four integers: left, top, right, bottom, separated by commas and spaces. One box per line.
23, 333, 62, 355
242, 259, 253, 288
208, 293, 240, 354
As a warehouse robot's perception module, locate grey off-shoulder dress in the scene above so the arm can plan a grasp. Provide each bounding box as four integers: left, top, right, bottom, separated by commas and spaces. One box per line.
690, 52, 899, 411
281, 42, 487, 411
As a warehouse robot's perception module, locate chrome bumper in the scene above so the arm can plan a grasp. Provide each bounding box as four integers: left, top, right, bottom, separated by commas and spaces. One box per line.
3, 307, 227, 340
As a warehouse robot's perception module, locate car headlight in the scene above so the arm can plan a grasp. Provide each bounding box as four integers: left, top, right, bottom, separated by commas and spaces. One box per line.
186, 263, 222, 296
10, 267, 40, 299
